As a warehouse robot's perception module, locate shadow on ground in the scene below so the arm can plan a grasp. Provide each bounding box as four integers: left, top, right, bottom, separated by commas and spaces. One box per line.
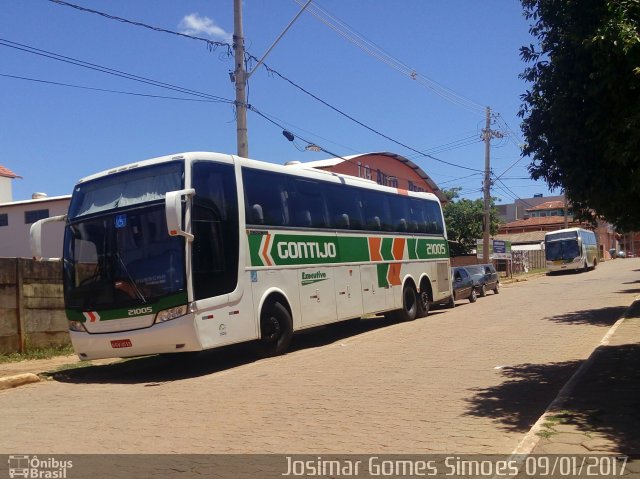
465, 359, 583, 432
545, 342, 640, 455
45, 312, 444, 385
465, 326, 640, 454
617, 288, 640, 295
543, 305, 627, 327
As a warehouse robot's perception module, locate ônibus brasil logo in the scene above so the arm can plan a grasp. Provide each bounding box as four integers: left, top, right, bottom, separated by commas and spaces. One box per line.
8, 455, 73, 479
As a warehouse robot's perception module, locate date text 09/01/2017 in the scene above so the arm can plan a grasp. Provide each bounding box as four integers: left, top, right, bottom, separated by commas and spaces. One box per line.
281, 455, 629, 477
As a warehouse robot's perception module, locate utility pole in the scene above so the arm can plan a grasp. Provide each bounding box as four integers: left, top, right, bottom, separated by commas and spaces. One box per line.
233, 0, 248, 158
482, 107, 502, 263
233, 0, 311, 159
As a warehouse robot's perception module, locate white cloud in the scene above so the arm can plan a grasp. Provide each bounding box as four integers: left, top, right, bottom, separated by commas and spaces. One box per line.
178, 13, 231, 42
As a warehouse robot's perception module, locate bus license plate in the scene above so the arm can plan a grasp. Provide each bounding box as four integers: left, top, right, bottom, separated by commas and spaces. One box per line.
111, 339, 132, 349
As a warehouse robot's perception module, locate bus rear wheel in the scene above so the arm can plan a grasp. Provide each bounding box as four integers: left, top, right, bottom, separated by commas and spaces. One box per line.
257, 300, 293, 357
397, 284, 418, 322
416, 286, 431, 318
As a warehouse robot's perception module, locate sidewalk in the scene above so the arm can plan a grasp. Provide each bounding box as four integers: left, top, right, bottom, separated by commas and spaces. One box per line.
529, 297, 640, 458
0, 354, 120, 390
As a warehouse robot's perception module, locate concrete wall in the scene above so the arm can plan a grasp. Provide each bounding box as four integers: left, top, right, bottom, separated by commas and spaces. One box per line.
450, 255, 483, 267
0, 258, 68, 354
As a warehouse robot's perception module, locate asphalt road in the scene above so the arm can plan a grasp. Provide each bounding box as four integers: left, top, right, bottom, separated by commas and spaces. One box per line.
0, 258, 638, 454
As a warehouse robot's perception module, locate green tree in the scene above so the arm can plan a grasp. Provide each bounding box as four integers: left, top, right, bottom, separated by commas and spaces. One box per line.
443, 188, 501, 255
519, 0, 640, 230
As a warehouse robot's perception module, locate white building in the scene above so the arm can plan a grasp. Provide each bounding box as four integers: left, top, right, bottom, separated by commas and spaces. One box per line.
0, 165, 20, 203
0, 195, 71, 258
0, 165, 71, 258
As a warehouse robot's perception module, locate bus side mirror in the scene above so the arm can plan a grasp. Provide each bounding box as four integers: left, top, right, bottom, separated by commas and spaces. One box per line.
165, 189, 195, 241
30, 215, 67, 260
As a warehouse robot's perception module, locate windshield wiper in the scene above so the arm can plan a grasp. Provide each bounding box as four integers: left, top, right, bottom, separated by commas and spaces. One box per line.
115, 252, 147, 303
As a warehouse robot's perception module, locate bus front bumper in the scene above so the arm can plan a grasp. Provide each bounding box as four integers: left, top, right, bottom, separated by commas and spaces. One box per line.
70, 314, 201, 360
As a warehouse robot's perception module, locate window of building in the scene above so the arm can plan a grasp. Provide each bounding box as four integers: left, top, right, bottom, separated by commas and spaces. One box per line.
25, 209, 49, 224
0, 213, 7, 227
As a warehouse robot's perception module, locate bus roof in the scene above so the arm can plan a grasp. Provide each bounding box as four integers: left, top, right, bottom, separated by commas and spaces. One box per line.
74, 151, 442, 203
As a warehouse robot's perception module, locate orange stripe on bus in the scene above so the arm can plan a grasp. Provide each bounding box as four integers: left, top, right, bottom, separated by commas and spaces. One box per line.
392, 238, 406, 261
388, 263, 402, 286
369, 237, 383, 261
397, 188, 408, 196
262, 233, 272, 266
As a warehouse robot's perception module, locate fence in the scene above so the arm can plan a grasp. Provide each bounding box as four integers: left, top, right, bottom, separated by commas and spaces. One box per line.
512, 249, 545, 273
0, 258, 68, 354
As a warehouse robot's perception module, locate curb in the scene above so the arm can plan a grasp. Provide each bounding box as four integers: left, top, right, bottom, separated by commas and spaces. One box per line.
0, 373, 41, 391
511, 294, 640, 455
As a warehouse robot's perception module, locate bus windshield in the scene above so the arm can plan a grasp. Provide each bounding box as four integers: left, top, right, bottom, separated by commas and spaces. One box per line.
68, 161, 183, 219
546, 239, 580, 261
63, 205, 185, 310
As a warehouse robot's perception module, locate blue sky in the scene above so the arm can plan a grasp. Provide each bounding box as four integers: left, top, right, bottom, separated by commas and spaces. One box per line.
1, 0, 549, 203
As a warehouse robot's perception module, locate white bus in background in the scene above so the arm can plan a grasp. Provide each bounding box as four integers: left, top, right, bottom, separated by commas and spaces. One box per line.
545, 227, 598, 273
31, 152, 452, 360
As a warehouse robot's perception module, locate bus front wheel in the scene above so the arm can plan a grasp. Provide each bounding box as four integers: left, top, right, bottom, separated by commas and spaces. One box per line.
258, 300, 293, 357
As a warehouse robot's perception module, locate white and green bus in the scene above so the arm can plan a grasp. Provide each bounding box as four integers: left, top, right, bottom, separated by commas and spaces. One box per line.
545, 227, 598, 273
30, 152, 452, 359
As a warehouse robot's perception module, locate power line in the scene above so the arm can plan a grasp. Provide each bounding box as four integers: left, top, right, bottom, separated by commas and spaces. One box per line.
294, 0, 486, 115
0, 72, 233, 103
47, 0, 232, 53
41, 1, 485, 173
421, 137, 483, 156
494, 177, 537, 209
0, 38, 232, 103
248, 104, 464, 190
494, 155, 528, 181
241, 108, 362, 155
256, 63, 483, 172
436, 172, 484, 186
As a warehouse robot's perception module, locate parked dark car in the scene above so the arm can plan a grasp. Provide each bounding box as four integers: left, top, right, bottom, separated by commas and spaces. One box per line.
465, 263, 500, 297
449, 267, 477, 307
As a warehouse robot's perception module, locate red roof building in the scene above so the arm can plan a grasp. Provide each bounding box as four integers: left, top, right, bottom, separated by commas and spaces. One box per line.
0, 165, 20, 179
299, 152, 447, 204
0, 165, 21, 204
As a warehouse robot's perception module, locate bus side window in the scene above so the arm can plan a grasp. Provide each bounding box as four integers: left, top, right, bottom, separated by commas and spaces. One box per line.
361, 189, 391, 232
326, 184, 363, 230
291, 179, 328, 228
389, 195, 409, 233
243, 169, 290, 227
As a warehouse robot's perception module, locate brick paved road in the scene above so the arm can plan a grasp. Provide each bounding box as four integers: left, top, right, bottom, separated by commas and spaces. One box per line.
0, 259, 638, 454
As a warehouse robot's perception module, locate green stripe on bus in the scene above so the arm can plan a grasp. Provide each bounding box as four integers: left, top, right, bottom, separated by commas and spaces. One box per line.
247, 232, 265, 267
377, 263, 390, 288
247, 230, 448, 267
381, 238, 394, 261
407, 238, 418, 260
66, 292, 188, 322
337, 236, 370, 262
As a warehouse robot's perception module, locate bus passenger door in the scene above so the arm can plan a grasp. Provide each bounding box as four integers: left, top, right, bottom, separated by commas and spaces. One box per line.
298, 267, 337, 327
334, 266, 363, 320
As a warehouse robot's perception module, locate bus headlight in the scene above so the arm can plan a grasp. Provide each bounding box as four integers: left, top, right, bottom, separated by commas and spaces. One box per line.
68, 321, 87, 332
155, 305, 188, 324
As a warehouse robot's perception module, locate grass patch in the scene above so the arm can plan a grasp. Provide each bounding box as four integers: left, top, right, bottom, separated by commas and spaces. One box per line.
536, 429, 556, 439
535, 410, 575, 439
0, 344, 74, 364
